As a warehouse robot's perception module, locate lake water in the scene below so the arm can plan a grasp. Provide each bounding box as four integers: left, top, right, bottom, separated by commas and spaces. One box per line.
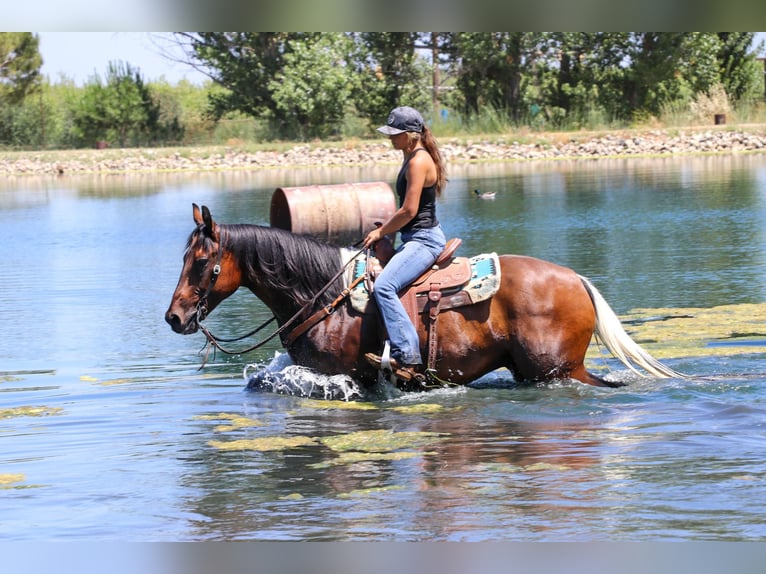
2, 154, 766, 542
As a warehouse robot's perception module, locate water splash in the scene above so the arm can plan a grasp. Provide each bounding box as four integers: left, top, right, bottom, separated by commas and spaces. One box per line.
243, 352, 364, 401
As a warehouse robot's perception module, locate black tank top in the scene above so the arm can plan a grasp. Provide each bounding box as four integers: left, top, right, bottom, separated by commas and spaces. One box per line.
396, 148, 439, 233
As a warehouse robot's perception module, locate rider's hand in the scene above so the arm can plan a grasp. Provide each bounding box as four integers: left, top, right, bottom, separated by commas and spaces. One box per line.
364, 228, 382, 249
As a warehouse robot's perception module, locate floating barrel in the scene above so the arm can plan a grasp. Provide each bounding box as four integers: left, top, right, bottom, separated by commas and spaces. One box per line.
270, 182, 396, 245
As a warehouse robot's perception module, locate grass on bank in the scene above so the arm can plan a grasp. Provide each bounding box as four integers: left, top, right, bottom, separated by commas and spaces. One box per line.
2, 124, 765, 168
1, 97, 765, 165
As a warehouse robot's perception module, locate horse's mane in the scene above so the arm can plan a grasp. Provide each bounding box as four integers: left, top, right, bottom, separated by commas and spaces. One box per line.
220, 224, 344, 309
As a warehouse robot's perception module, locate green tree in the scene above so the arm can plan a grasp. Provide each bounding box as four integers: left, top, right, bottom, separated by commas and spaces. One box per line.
447, 32, 540, 121
0, 32, 42, 105
0, 76, 84, 149
623, 33, 710, 117
170, 79, 219, 143
716, 32, 761, 102
72, 61, 161, 147
146, 79, 186, 144
542, 33, 631, 124
0, 32, 43, 145
172, 32, 435, 138
173, 33, 318, 121
159, 32, 763, 138
350, 33, 431, 127
268, 34, 356, 139
42, 78, 80, 148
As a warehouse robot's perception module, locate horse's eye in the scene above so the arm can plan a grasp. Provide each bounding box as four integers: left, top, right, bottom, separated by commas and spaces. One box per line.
193, 258, 209, 272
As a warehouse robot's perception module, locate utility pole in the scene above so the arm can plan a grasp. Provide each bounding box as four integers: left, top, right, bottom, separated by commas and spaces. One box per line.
760, 58, 766, 100
39, 84, 45, 147
431, 32, 440, 113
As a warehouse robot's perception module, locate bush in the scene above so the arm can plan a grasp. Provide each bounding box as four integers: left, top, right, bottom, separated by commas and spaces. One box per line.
689, 83, 731, 124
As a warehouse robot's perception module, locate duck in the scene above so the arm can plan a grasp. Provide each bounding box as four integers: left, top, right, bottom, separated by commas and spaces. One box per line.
474, 188, 496, 199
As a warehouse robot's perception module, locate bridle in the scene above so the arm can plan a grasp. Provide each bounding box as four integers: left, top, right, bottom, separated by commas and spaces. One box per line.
195, 226, 226, 325
192, 226, 366, 368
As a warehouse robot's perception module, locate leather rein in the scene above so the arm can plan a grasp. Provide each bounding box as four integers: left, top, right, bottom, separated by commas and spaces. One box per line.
195, 228, 365, 367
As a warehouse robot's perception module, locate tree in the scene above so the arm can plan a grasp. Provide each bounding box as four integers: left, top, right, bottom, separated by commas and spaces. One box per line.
0, 32, 42, 105
622, 33, 710, 117
0, 33, 43, 146
71, 61, 161, 147
268, 34, 356, 139
716, 33, 761, 102
541, 33, 631, 124
157, 32, 763, 137
447, 32, 539, 121
146, 80, 186, 144
350, 33, 431, 128
172, 33, 316, 120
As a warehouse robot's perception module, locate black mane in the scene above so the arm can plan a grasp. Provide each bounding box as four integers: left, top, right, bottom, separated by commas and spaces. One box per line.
221, 224, 345, 309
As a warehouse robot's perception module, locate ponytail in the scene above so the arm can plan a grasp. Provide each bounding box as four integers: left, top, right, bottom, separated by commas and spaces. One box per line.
419, 126, 447, 196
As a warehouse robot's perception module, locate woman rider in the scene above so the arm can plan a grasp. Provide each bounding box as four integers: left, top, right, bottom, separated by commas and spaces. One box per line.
363, 106, 447, 383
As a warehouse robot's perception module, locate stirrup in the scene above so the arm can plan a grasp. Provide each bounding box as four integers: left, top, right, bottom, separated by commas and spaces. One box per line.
364, 353, 426, 384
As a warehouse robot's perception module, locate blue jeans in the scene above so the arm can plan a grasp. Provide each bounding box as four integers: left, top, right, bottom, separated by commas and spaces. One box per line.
373, 225, 446, 365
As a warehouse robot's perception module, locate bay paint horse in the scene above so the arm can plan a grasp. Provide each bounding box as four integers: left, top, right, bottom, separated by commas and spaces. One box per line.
165, 204, 684, 390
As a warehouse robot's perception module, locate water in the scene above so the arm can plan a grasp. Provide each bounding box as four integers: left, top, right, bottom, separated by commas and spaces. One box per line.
2, 155, 766, 542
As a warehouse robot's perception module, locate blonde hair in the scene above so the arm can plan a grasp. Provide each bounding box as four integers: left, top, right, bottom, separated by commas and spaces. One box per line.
406, 127, 447, 196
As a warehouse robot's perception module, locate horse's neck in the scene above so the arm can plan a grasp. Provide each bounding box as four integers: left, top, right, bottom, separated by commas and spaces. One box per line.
233, 226, 344, 322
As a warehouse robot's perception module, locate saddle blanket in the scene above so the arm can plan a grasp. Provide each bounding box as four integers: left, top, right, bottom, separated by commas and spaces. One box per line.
345, 251, 501, 315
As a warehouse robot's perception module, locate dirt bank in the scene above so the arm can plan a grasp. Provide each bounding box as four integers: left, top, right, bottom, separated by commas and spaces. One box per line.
1, 126, 765, 177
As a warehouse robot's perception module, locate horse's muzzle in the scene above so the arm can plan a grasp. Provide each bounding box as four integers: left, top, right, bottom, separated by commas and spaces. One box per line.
165, 309, 199, 334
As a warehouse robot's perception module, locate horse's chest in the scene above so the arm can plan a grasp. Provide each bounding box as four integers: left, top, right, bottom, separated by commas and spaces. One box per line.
308, 311, 349, 355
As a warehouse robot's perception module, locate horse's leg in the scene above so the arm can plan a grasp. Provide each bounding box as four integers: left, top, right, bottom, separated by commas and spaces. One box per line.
494, 255, 618, 387
568, 364, 624, 388
297, 308, 382, 384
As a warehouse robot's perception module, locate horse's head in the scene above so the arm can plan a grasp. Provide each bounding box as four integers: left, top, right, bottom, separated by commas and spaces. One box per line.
165, 204, 242, 334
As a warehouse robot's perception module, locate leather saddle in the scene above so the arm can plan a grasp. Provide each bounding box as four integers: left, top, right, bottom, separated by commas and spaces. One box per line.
401, 238, 471, 317
370, 237, 471, 317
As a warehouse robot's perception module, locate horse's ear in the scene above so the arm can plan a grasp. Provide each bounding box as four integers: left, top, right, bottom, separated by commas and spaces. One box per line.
201, 205, 220, 241
193, 203, 203, 226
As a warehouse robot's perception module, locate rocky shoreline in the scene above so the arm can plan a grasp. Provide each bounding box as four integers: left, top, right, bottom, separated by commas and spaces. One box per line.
1, 127, 765, 177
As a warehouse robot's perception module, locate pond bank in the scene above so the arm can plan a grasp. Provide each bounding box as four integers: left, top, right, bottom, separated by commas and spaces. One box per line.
1, 126, 765, 177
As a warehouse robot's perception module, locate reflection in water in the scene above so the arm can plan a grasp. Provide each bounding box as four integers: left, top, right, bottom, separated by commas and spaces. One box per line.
181, 389, 611, 541
179, 374, 766, 541
0, 165, 397, 196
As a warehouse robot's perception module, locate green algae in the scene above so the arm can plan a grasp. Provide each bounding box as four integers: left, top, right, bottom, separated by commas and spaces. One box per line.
208, 435, 317, 452
0, 473, 25, 486
388, 403, 454, 414
585, 302, 766, 362
194, 412, 265, 433
301, 399, 378, 410
0, 406, 63, 419
279, 493, 305, 501
319, 429, 447, 453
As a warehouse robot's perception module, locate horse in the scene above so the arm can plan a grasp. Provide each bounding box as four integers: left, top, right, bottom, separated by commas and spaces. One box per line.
165, 204, 684, 390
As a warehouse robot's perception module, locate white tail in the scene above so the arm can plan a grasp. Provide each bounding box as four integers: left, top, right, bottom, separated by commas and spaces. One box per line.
579, 275, 685, 379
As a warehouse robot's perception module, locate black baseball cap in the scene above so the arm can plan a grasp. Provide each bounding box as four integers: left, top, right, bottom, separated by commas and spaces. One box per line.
377, 106, 424, 135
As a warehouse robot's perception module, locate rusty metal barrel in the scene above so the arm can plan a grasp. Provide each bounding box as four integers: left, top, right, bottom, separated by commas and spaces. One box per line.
270, 182, 396, 245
